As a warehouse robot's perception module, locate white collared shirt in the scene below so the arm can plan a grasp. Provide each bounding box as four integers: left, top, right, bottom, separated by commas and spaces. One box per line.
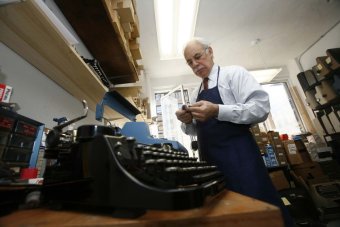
182, 64, 270, 135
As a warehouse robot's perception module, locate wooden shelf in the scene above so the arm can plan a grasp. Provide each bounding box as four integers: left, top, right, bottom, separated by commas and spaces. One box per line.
55, 0, 139, 85
0, 0, 135, 120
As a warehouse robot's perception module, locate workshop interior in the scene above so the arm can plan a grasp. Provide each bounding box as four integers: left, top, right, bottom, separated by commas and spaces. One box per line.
1, 0, 340, 226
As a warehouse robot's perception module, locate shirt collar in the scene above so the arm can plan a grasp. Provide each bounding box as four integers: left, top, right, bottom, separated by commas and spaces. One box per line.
207, 64, 218, 82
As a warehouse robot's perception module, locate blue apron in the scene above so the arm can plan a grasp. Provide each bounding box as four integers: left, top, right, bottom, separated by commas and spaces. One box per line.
196, 66, 294, 227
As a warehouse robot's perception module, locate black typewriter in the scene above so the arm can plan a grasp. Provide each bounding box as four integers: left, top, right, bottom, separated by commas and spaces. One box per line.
42, 100, 225, 218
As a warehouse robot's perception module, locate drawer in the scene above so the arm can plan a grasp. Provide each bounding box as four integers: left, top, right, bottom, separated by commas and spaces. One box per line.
8, 134, 35, 149
3, 147, 32, 163
14, 120, 38, 137
0, 144, 6, 159
0, 115, 15, 131
0, 131, 10, 145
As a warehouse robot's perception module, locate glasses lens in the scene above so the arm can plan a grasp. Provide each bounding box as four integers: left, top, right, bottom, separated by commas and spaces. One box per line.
187, 48, 207, 66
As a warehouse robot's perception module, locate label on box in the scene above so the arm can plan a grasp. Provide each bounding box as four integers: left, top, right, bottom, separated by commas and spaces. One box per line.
287, 144, 297, 154
0, 84, 13, 103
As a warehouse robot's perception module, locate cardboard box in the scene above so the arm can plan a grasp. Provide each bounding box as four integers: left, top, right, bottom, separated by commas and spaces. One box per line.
0, 84, 13, 103
319, 160, 340, 180
292, 161, 326, 182
269, 170, 290, 191
250, 124, 261, 134
283, 140, 304, 165
267, 131, 284, 150
274, 147, 288, 166
253, 132, 268, 143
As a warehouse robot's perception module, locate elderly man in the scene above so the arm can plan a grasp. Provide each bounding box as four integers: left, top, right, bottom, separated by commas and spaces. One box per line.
175, 38, 294, 227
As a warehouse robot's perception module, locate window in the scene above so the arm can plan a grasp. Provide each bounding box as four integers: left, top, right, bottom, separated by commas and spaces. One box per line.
154, 86, 193, 155
261, 82, 305, 137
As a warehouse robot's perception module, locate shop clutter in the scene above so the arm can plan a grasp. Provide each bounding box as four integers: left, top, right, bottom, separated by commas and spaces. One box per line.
251, 124, 340, 223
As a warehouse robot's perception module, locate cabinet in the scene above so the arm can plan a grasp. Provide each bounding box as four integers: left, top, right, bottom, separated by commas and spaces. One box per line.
0, 107, 44, 177
0, 0, 142, 120
297, 48, 340, 161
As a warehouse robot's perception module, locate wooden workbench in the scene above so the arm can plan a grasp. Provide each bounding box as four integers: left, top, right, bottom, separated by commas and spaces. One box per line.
0, 190, 283, 227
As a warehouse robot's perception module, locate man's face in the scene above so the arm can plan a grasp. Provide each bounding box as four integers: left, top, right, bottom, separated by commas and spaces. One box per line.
184, 42, 214, 78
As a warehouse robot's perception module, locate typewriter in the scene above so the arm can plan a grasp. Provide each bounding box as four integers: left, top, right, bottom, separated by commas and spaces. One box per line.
42, 100, 225, 218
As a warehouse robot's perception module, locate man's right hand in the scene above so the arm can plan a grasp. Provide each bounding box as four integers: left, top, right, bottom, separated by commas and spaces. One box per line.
175, 108, 193, 124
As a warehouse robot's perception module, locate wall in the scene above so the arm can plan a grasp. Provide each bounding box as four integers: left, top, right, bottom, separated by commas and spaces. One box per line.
0, 43, 99, 129
0, 0, 106, 129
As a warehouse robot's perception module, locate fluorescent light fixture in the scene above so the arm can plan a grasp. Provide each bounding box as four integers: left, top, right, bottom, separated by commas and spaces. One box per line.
154, 0, 199, 60
34, 0, 79, 46
0, 0, 21, 6
249, 68, 282, 83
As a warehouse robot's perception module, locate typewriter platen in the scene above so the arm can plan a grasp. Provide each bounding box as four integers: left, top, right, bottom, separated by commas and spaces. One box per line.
42, 101, 225, 218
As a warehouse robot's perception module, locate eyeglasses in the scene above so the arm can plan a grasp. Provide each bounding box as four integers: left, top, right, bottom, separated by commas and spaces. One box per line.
186, 48, 208, 67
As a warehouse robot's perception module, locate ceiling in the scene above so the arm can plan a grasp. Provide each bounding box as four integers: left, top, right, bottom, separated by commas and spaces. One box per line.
136, 0, 340, 80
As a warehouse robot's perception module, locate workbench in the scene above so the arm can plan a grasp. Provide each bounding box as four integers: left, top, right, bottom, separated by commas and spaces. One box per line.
0, 190, 283, 227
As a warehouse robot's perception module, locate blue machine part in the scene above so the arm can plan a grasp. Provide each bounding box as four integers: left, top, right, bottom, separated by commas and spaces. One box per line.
121, 122, 188, 153
96, 91, 141, 122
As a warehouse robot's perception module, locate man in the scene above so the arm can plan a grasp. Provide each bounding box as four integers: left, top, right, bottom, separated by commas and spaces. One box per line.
175, 37, 294, 227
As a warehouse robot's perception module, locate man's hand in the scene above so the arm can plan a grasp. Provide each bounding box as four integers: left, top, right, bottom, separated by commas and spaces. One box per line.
175, 107, 193, 124
187, 100, 219, 122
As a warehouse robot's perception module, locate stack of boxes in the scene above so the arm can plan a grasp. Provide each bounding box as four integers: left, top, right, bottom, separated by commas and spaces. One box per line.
250, 125, 288, 168
251, 123, 340, 219
110, 0, 143, 76
250, 124, 331, 181
267, 131, 289, 167
250, 125, 291, 191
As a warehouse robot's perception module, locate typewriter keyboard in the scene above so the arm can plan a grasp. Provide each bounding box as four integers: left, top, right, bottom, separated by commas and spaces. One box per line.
110, 136, 225, 189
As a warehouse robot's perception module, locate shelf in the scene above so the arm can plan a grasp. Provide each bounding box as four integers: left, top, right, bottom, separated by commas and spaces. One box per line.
0, 0, 133, 120
54, 0, 139, 85
312, 96, 340, 111
304, 73, 336, 93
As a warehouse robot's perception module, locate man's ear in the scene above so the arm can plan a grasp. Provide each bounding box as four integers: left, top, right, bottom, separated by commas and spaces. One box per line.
207, 46, 213, 56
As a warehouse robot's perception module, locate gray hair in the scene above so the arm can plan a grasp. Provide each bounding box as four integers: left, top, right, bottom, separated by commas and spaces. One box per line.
183, 37, 211, 53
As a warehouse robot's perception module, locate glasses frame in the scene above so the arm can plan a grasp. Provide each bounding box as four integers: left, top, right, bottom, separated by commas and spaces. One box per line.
186, 47, 209, 67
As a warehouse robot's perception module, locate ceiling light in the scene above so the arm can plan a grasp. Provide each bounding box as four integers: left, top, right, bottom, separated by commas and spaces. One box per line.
154, 0, 199, 60
35, 0, 78, 46
0, 0, 21, 6
249, 68, 282, 83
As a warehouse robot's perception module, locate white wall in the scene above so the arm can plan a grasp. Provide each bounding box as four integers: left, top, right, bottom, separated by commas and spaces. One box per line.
0, 43, 100, 129
0, 0, 106, 129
